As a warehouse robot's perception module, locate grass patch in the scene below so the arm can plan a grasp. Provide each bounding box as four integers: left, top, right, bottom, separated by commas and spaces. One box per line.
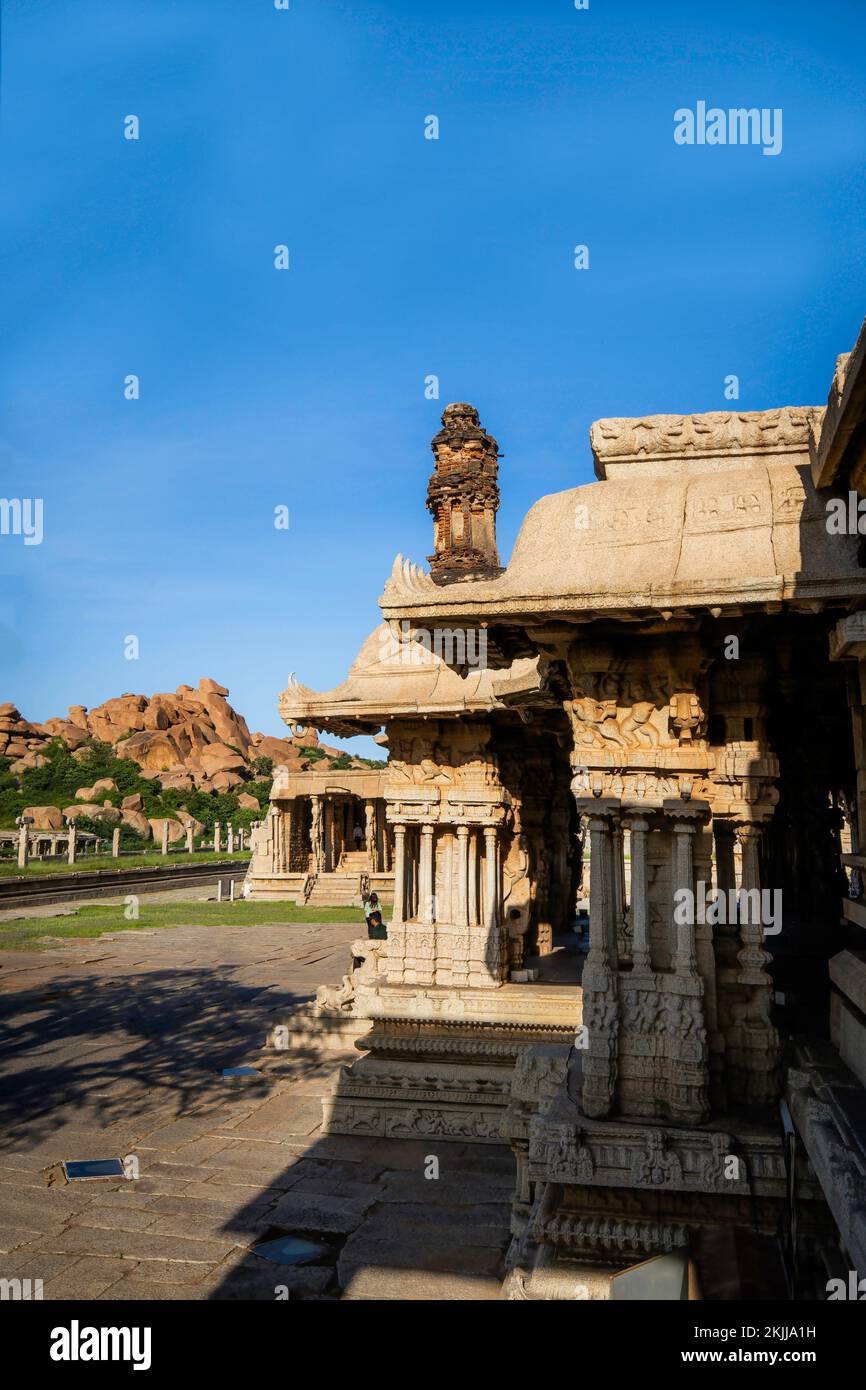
0, 850, 251, 879
0, 899, 364, 951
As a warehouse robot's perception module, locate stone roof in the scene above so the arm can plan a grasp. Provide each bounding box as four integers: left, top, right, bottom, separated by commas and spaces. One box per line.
810, 314, 866, 491
278, 624, 547, 735
379, 409, 866, 623
281, 328, 866, 734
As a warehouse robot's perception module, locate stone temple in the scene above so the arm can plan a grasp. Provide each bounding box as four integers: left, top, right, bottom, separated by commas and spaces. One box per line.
246, 316, 866, 1298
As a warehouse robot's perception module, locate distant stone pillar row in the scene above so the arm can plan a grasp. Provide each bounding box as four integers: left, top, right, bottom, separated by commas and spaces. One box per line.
17, 826, 28, 868
214, 821, 221, 855
392, 823, 406, 926
227, 824, 235, 855
186, 826, 194, 854
161, 820, 169, 856
112, 828, 121, 858
67, 825, 77, 865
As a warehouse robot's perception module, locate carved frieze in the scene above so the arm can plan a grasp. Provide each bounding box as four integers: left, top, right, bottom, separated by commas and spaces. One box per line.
591, 407, 818, 466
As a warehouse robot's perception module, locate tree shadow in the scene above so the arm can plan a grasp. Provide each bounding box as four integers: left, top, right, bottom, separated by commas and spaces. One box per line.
0, 962, 329, 1150
0, 930, 514, 1301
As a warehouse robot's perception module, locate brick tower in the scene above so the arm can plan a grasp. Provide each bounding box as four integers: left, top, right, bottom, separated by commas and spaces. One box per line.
426, 402, 502, 582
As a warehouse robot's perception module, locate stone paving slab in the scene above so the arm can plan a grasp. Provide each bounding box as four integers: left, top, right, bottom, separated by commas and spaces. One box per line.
0, 919, 514, 1300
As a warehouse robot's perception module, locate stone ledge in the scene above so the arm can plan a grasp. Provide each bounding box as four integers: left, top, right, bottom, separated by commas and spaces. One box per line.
829, 949, 866, 1016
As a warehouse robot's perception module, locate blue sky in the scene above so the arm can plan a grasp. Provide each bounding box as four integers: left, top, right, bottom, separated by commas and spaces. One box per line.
2, 0, 865, 758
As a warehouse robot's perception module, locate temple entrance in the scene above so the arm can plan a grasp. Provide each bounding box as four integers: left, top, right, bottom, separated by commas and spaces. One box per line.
245, 768, 394, 904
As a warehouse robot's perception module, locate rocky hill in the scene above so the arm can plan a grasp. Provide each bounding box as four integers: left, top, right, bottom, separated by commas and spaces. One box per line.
0, 678, 372, 793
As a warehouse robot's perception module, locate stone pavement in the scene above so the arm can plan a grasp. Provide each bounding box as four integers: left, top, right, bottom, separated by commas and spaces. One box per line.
0, 921, 513, 1300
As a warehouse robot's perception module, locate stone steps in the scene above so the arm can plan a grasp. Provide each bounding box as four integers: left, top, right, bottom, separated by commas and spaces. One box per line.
306, 872, 364, 908
338, 852, 369, 869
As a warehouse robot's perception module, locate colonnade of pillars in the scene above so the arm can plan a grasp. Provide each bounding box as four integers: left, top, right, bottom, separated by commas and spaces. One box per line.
391, 821, 499, 929
583, 804, 769, 981
6, 827, 87, 866
270, 796, 390, 874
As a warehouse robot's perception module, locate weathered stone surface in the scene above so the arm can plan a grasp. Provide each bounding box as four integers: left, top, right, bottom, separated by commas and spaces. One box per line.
63, 802, 121, 823
39, 719, 90, 748
21, 805, 63, 830
210, 770, 244, 792
269, 1192, 374, 1234
148, 817, 185, 845
1, 679, 352, 802
74, 778, 117, 801
175, 809, 205, 837
121, 808, 152, 838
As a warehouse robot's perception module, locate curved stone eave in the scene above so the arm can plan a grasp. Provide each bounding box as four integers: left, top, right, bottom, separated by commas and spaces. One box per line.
278, 694, 520, 735
378, 571, 866, 627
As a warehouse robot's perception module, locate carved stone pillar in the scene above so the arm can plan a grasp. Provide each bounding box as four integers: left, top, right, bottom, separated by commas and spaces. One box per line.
382, 805, 391, 871
271, 805, 284, 873
581, 809, 619, 1119
728, 821, 778, 1105
364, 800, 376, 869
714, 820, 736, 895
310, 795, 323, 872
711, 819, 738, 977
405, 828, 416, 921
456, 825, 469, 927
323, 799, 334, 872
735, 822, 772, 985
419, 824, 435, 925
440, 833, 453, 922
612, 821, 627, 961
626, 815, 650, 972
586, 813, 616, 972
468, 829, 478, 925
672, 820, 698, 976
483, 825, 498, 932
392, 823, 406, 926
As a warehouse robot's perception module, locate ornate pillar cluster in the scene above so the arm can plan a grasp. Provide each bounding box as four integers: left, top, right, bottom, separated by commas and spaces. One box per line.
580, 803, 620, 1119
722, 819, 778, 1106
576, 796, 712, 1125
383, 788, 508, 989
